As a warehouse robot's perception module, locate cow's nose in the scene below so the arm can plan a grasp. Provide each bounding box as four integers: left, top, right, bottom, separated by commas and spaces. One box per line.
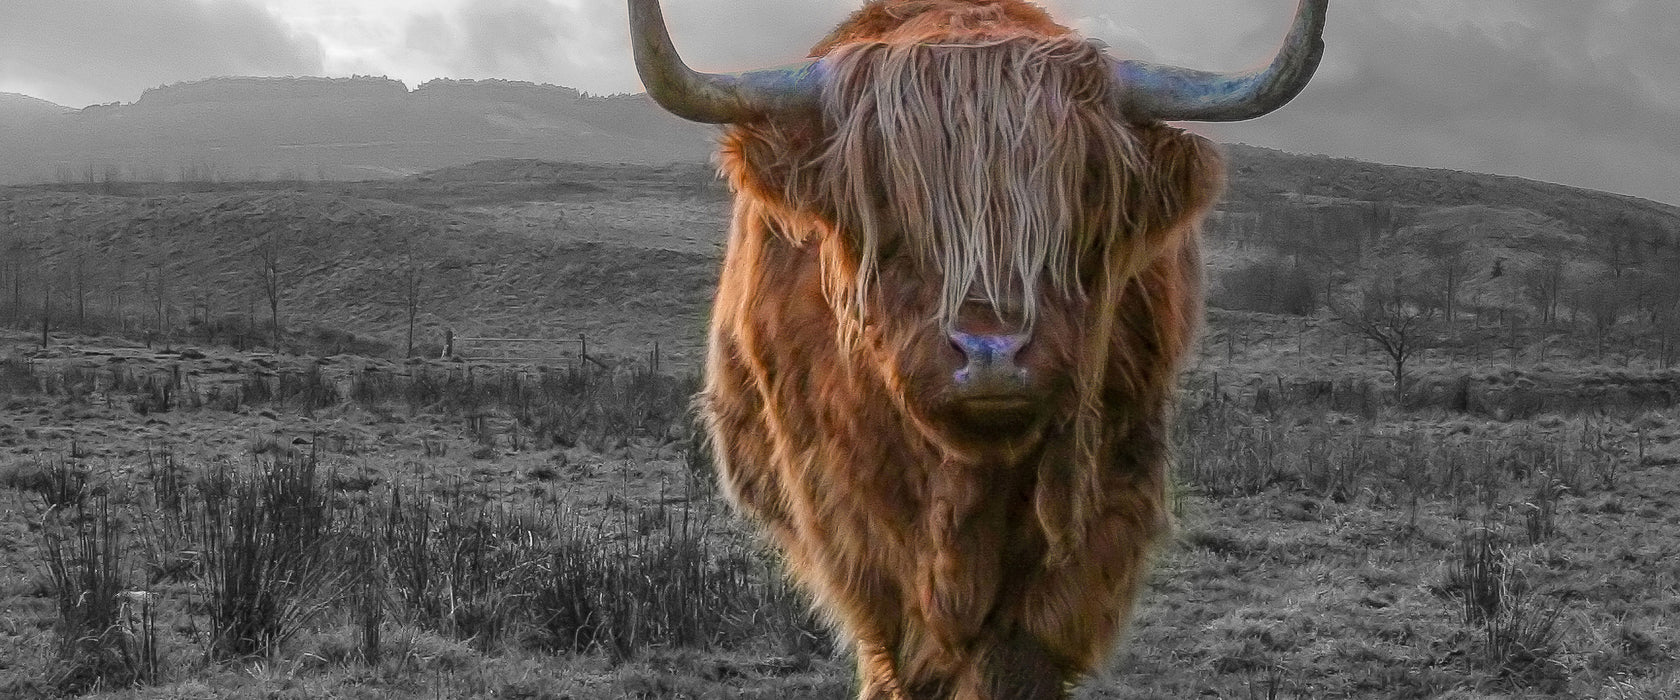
948, 331, 1030, 388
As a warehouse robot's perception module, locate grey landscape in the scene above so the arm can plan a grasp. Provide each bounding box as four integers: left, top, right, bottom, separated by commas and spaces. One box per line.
2, 5, 1680, 699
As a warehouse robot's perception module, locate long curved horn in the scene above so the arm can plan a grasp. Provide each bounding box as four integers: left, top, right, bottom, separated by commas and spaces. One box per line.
1113, 0, 1328, 122
628, 0, 823, 123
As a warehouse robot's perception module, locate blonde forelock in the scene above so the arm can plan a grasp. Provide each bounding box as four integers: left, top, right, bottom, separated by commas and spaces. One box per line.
811, 34, 1158, 333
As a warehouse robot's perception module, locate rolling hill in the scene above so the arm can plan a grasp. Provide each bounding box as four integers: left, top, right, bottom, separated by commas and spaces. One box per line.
3, 75, 1680, 369
1, 146, 1678, 373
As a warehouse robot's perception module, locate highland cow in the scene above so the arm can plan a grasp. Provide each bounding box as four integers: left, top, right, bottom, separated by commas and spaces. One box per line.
627, 0, 1328, 697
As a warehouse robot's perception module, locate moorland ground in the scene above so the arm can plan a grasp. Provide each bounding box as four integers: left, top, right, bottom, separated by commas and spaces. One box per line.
2, 157, 1679, 698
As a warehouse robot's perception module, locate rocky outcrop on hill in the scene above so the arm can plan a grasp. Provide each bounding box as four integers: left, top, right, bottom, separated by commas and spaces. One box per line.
132, 76, 411, 108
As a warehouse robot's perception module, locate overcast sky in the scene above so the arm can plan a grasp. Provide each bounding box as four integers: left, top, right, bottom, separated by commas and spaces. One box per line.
1, 0, 1676, 206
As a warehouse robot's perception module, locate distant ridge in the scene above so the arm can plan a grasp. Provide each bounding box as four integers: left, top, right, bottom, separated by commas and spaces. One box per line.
130, 75, 412, 107
0, 76, 716, 183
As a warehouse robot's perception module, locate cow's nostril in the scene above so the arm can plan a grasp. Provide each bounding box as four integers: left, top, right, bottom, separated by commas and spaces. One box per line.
949, 332, 973, 361
949, 331, 985, 364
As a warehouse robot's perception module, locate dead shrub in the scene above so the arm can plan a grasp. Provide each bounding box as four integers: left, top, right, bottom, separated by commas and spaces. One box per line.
194, 454, 347, 660
41, 496, 158, 692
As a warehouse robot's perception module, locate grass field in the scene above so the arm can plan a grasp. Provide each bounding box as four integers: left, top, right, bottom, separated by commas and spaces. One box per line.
2, 317, 1678, 699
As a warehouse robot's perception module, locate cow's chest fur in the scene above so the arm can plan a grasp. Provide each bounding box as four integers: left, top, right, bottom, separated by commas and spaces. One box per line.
795, 406, 1052, 666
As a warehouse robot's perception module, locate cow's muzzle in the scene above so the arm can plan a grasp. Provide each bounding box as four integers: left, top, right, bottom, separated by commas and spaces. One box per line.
949, 331, 1030, 394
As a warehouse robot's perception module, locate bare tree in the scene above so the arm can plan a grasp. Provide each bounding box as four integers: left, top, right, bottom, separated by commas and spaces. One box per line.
1422, 226, 1474, 324
40, 277, 52, 349
148, 266, 168, 340
1338, 277, 1437, 403
256, 223, 284, 353
1633, 258, 1680, 365
1575, 278, 1625, 358
403, 252, 424, 358
62, 222, 91, 329
144, 215, 173, 343
1520, 254, 1567, 330
1655, 299, 1680, 369
110, 249, 128, 333
2, 217, 27, 326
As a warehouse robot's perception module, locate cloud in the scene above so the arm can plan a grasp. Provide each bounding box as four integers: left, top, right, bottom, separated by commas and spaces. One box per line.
425, 0, 568, 78
381, 0, 851, 95
0, 0, 324, 107
381, 0, 617, 93
1188, 0, 1680, 205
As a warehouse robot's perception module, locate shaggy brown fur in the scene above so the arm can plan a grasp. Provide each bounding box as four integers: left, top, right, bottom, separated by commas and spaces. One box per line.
700, 1, 1224, 697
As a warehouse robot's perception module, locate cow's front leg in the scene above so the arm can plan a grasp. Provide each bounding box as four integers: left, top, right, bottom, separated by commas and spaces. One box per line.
950, 629, 1070, 700
857, 639, 910, 700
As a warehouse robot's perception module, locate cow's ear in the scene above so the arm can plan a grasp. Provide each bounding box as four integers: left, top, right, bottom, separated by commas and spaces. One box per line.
717, 119, 830, 226
1140, 125, 1226, 236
